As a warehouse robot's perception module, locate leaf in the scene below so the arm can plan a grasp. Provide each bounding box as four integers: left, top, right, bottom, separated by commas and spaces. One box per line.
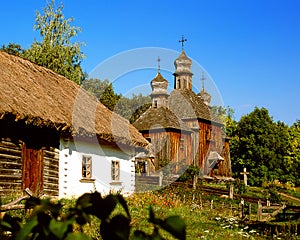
16, 216, 38, 240
25, 197, 41, 209
116, 194, 131, 218
149, 205, 155, 222
49, 218, 74, 239
97, 194, 117, 221
100, 214, 130, 240
159, 216, 186, 240
148, 206, 161, 225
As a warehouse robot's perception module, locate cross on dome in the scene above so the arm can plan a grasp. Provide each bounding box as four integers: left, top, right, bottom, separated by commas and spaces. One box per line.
178, 35, 187, 50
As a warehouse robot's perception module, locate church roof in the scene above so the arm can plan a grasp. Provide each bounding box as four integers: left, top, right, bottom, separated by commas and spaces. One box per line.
169, 89, 222, 124
0, 51, 148, 148
133, 106, 192, 132
151, 72, 168, 83
174, 50, 192, 65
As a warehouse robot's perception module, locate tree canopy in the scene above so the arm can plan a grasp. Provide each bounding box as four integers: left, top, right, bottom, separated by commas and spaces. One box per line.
23, 0, 85, 84
229, 107, 300, 186
81, 78, 151, 122
81, 78, 121, 111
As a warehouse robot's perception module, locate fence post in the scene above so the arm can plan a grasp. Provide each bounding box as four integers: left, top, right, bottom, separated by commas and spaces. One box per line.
159, 171, 163, 186
240, 199, 244, 218
257, 200, 262, 221
248, 203, 251, 219
229, 183, 234, 199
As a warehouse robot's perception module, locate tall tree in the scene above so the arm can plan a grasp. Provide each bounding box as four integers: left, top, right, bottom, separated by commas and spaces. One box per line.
115, 94, 151, 123
230, 107, 295, 186
81, 78, 121, 111
23, 0, 84, 84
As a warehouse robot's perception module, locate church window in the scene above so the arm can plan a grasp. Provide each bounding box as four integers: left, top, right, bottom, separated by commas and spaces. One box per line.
154, 100, 158, 108
180, 137, 184, 149
82, 155, 92, 179
111, 160, 120, 181
177, 79, 181, 89
206, 129, 212, 141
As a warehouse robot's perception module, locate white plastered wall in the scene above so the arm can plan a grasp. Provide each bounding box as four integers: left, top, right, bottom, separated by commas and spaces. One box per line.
58, 138, 135, 199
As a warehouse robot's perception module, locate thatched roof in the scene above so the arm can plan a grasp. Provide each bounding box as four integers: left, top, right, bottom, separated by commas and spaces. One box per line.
133, 106, 192, 133
0, 51, 148, 148
169, 89, 222, 124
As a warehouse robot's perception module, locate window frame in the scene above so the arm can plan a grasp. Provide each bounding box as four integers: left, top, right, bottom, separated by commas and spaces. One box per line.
82, 155, 92, 179
111, 160, 120, 181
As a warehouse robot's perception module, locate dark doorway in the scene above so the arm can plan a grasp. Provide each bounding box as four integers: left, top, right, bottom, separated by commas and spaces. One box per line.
21, 143, 44, 195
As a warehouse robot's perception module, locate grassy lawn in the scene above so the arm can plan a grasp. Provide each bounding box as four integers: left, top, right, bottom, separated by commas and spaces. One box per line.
3, 183, 300, 239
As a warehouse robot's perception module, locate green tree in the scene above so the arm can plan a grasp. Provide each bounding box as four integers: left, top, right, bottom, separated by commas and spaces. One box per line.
23, 0, 84, 84
81, 78, 121, 111
288, 120, 300, 185
230, 107, 293, 186
115, 94, 151, 123
1, 43, 24, 56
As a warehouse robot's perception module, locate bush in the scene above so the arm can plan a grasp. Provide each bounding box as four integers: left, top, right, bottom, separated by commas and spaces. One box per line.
0, 192, 186, 240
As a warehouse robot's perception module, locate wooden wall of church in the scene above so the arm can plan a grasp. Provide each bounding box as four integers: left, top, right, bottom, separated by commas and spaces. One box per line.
142, 130, 192, 170
196, 120, 231, 177
216, 140, 232, 177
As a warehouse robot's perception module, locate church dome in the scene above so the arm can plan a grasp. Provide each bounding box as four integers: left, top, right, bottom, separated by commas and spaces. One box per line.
151, 72, 168, 84
198, 88, 212, 106
174, 50, 192, 68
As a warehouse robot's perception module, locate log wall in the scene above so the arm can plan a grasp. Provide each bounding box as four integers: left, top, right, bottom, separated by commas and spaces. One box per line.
43, 148, 59, 196
0, 138, 59, 197
0, 139, 22, 196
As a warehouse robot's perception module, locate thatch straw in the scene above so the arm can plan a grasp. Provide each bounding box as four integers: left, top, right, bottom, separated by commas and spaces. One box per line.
0, 51, 148, 148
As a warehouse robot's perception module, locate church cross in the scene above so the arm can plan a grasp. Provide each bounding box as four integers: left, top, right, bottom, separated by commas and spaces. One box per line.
157, 56, 161, 72
179, 35, 187, 49
201, 71, 206, 90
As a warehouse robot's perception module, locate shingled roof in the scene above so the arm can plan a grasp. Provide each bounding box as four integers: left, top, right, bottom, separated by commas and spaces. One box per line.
133, 106, 192, 132
169, 89, 222, 124
0, 51, 148, 148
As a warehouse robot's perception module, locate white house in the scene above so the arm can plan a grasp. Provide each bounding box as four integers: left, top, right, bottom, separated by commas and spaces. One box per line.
0, 51, 148, 198
59, 138, 136, 198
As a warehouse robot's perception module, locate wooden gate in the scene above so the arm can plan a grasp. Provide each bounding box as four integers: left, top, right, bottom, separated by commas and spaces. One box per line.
21, 144, 44, 195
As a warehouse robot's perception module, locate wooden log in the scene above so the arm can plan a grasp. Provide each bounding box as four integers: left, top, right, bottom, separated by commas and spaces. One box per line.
0, 153, 21, 161
0, 204, 26, 211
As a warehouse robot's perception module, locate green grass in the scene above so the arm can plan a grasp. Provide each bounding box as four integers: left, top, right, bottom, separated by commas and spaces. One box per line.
3, 183, 300, 239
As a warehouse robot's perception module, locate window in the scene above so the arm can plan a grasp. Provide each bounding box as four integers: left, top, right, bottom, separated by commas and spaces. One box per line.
180, 137, 184, 149
82, 155, 92, 179
154, 100, 158, 108
177, 79, 181, 89
111, 160, 120, 181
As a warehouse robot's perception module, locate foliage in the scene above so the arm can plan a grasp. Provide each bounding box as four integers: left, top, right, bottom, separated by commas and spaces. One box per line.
211, 106, 236, 136
229, 107, 299, 186
81, 78, 151, 122
23, 0, 85, 84
226, 178, 247, 194
81, 78, 121, 111
0, 192, 186, 240
115, 94, 151, 123
1, 43, 24, 56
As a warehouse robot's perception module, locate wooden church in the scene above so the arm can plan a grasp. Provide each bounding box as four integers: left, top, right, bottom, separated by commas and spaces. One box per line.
133, 46, 232, 179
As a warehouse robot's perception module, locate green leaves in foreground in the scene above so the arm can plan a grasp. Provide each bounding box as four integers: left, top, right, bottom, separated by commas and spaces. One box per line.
2, 192, 186, 240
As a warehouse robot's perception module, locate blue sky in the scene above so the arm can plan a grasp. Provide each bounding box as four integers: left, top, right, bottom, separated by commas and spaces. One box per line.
1, 0, 300, 125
